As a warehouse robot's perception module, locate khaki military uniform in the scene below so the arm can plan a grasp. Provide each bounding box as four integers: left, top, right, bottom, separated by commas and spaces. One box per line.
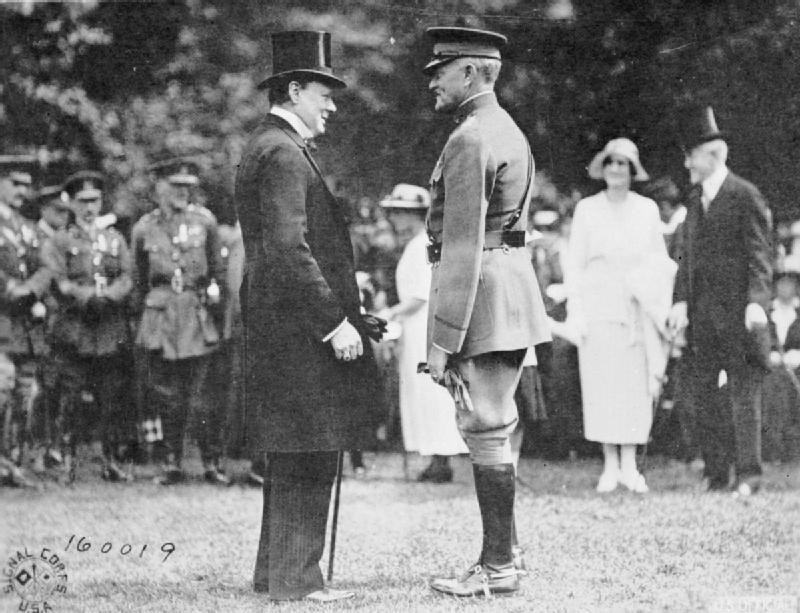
130, 204, 223, 467
40, 222, 133, 469
0, 202, 51, 464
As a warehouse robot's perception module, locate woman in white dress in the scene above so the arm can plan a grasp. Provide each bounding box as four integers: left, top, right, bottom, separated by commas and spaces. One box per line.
565, 138, 671, 493
379, 184, 467, 482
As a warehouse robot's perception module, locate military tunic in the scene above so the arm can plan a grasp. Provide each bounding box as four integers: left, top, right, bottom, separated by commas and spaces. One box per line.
40, 221, 133, 461
0, 202, 51, 458
130, 204, 223, 464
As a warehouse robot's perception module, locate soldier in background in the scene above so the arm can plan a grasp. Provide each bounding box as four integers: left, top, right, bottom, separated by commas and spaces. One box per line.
41, 171, 133, 483
0, 155, 50, 487
30, 184, 71, 473
131, 158, 226, 485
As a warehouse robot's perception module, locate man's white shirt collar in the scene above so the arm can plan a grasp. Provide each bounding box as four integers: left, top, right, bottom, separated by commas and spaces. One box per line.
270, 106, 314, 141
702, 165, 729, 204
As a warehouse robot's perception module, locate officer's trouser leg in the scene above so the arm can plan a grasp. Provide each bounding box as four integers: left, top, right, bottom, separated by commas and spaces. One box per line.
187, 355, 219, 466
10, 355, 37, 465
0, 353, 16, 459
455, 350, 525, 567
148, 354, 184, 466
91, 353, 129, 464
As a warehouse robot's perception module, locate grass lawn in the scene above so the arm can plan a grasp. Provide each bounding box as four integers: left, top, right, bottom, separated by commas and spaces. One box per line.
2, 451, 799, 612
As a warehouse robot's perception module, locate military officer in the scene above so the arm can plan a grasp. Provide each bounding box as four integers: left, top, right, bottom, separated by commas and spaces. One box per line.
0, 155, 50, 488
40, 171, 133, 482
421, 28, 551, 596
30, 185, 71, 473
131, 158, 226, 485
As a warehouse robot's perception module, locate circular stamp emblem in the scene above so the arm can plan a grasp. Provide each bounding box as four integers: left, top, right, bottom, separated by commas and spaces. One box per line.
4, 547, 67, 610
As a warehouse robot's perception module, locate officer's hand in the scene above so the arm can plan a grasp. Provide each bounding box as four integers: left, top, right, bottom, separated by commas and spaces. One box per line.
745, 302, 768, 331
667, 301, 689, 333
769, 350, 782, 368
427, 345, 448, 383
330, 321, 363, 362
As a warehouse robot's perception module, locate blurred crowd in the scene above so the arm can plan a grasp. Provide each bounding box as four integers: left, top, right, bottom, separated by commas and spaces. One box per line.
2, 148, 799, 491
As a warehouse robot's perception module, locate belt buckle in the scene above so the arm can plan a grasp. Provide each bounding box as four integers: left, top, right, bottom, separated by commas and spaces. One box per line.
171, 270, 184, 293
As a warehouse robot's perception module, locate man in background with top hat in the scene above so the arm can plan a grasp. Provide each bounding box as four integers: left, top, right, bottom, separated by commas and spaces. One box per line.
131, 158, 227, 486
421, 27, 550, 596
41, 171, 134, 482
234, 30, 383, 602
0, 154, 50, 487
668, 106, 773, 496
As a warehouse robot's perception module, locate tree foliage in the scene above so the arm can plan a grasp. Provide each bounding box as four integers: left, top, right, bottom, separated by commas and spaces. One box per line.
1, 0, 799, 221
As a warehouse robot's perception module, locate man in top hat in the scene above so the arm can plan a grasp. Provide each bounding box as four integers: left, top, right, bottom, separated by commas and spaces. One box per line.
668, 106, 773, 496
40, 171, 134, 482
130, 158, 227, 486
0, 155, 50, 487
421, 27, 550, 596
234, 30, 383, 602
379, 184, 467, 483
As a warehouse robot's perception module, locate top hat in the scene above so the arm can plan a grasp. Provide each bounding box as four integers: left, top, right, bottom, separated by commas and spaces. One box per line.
148, 157, 200, 186
679, 105, 725, 150
258, 31, 346, 91
423, 27, 507, 75
0, 154, 37, 184
379, 183, 431, 209
35, 184, 70, 208
587, 137, 650, 182
63, 170, 104, 201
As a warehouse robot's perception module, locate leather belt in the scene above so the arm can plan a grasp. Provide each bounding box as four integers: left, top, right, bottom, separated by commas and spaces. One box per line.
427, 230, 525, 264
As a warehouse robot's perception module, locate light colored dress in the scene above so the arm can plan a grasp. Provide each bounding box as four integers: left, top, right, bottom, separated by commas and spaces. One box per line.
396, 230, 467, 455
565, 191, 669, 444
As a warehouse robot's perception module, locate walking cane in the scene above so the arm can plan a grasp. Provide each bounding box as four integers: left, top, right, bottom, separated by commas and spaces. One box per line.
327, 450, 344, 582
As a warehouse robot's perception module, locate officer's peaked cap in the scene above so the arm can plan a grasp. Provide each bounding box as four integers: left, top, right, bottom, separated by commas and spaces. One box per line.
0, 154, 37, 184
64, 170, 104, 201
423, 27, 507, 75
148, 157, 201, 186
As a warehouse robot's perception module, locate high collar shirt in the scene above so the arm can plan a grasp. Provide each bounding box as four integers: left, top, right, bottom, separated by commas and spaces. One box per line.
269, 106, 314, 141
771, 298, 799, 347
701, 165, 729, 210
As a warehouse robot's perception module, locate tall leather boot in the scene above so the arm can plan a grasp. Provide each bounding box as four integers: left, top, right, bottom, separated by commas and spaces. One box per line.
474, 463, 516, 567
430, 463, 519, 596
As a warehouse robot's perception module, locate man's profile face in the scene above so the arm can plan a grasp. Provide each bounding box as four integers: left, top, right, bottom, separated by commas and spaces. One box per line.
684, 143, 716, 184
428, 59, 469, 113
42, 202, 69, 230
293, 81, 337, 137
0, 175, 27, 208
155, 179, 190, 210
73, 196, 102, 225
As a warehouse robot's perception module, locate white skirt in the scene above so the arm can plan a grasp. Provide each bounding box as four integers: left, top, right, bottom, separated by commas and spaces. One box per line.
578, 321, 652, 444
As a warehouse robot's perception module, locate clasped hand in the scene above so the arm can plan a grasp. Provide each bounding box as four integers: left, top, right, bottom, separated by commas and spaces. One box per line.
330, 321, 363, 362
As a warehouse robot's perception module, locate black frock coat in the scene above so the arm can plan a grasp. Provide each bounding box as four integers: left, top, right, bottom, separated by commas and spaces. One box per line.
673, 171, 772, 363
234, 114, 379, 453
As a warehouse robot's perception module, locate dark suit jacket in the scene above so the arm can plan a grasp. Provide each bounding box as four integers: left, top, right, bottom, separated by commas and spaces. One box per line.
234, 113, 379, 453
673, 170, 773, 361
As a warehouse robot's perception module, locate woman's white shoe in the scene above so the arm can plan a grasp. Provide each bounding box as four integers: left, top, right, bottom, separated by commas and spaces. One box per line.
596, 471, 619, 493
619, 471, 649, 493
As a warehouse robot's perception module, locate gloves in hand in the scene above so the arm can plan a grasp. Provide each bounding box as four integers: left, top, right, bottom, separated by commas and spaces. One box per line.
361, 314, 388, 342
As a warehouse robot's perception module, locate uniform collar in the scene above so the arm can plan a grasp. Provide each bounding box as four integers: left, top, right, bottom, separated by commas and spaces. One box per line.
270, 106, 314, 141
454, 90, 497, 124
37, 218, 56, 237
